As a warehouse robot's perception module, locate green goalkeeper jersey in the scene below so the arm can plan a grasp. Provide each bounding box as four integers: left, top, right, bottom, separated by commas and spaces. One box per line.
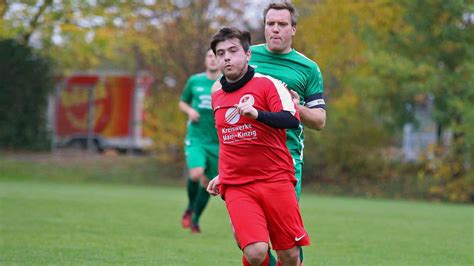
249, 44, 325, 161
180, 73, 218, 144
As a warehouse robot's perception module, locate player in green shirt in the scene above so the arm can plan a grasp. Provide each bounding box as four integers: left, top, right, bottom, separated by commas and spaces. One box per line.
250, 1, 326, 201
258, 2, 326, 265
179, 49, 220, 233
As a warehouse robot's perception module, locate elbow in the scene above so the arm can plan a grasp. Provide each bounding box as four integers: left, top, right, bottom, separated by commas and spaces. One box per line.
315, 120, 325, 131
305, 117, 326, 131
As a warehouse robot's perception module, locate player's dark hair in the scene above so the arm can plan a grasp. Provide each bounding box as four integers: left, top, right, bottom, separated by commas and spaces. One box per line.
210, 27, 251, 55
263, 1, 299, 26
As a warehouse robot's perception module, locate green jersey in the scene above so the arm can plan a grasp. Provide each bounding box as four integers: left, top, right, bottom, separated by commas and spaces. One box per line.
249, 44, 325, 161
180, 73, 218, 144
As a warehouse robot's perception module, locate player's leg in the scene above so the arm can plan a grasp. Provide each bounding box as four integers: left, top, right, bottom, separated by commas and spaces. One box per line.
190, 143, 217, 232
292, 158, 305, 263
262, 180, 310, 266
189, 165, 208, 232
191, 182, 209, 233
222, 183, 271, 265
242, 242, 270, 266
275, 247, 299, 266
182, 142, 206, 229
182, 178, 198, 228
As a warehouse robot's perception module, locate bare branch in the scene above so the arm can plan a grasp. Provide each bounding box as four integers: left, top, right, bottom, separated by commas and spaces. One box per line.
21, 0, 53, 44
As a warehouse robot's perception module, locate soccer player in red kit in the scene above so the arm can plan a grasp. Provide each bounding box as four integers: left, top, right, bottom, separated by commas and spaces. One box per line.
207, 27, 310, 266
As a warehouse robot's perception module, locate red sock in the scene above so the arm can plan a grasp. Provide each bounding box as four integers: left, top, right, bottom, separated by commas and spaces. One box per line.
242, 254, 270, 266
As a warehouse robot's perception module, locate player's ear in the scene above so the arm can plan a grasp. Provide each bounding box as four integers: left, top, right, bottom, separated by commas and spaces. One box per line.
246, 50, 252, 62
292, 25, 296, 36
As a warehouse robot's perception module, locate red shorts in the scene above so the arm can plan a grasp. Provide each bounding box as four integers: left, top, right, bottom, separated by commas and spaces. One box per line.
221, 180, 310, 250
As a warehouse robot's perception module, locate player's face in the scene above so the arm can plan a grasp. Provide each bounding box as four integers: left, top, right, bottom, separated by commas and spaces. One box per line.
215, 38, 250, 82
264, 9, 296, 54
205, 49, 218, 72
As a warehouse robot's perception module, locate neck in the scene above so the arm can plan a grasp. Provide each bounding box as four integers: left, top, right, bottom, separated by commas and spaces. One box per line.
220, 66, 254, 93
206, 69, 220, 80
266, 45, 292, 54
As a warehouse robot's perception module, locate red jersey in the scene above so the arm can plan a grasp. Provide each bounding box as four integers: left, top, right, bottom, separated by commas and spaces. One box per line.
212, 73, 300, 185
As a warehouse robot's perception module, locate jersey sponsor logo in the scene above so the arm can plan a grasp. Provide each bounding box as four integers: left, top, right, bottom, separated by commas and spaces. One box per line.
224, 95, 254, 125
196, 87, 204, 92
198, 95, 212, 109
221, 123, 257, 143
225, 107, 240, 125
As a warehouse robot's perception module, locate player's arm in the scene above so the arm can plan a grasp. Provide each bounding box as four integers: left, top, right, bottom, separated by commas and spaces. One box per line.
207, 175, 220, 196
236, 101, 299, 129
180, 76, 200, 122
299, 106, 325, 130
179, 101, 200, 122
297, 64, 327, 130
236, 79, 299, 129
291, 89, 326, 130
257, 111, 299, 128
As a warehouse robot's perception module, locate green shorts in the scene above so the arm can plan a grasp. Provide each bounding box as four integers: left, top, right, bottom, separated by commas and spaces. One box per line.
293, 158, 303, 201
184, 140, 219, 180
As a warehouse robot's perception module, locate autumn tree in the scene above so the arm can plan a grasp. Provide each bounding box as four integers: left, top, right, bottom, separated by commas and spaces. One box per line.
363, 0, 474, 201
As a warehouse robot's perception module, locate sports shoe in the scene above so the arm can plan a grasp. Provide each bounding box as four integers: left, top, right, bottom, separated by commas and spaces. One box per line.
181, 209, 192, 229
191, 223, 201, 234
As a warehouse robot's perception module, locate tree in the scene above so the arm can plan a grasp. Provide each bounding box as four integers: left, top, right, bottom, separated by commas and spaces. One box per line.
0, 39, 53, 149
362, 0, 474, 201
292, 0, 400, 185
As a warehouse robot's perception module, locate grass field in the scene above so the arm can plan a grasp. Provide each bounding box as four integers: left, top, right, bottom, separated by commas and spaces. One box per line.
1, 155, 473, 265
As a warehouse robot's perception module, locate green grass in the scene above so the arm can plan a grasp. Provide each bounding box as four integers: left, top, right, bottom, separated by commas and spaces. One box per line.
1, 180, 473, 265
0, 156, 473, 265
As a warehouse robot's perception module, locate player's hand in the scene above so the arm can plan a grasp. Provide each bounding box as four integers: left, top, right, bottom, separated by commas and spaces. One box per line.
289, 90, 300, 105
207, 175, 220, 196
235, 102, 258, 119
187, 109, 200, 122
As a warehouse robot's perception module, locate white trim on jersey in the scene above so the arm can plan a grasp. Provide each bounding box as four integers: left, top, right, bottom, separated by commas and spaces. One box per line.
254, 73, 296, 115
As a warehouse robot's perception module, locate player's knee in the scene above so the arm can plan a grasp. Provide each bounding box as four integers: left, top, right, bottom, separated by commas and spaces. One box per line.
276, 246, 299, 264
243, 242, 268, 265
189, 167, 204, 181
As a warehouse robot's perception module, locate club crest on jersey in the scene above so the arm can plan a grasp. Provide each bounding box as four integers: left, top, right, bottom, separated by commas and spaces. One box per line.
239, 94, 255, 106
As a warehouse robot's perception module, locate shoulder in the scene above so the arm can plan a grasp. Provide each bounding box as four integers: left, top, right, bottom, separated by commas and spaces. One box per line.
210, 80, 221, 96
250, 43, 266, 51
290, 50, 324, 81
291, 49, 320, 70
250, 44, 267, 54
211, 88, 225, 104
253, 73, 287, 90
188, 72, 206, 82
189, 72, 207, 80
